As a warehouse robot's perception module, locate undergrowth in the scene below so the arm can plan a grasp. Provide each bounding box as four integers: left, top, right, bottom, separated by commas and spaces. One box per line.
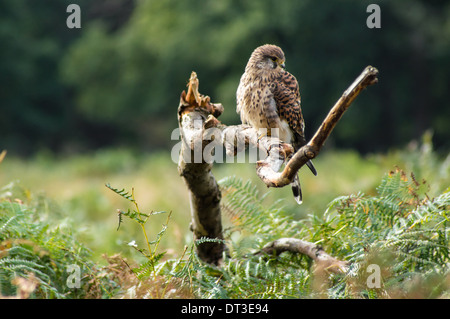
1, 140, 449, 299
108, 168, 449, 299
209, 171, 448, 298
315, 168, 450, 298
105, 183, 191, 298
0, 182, 119, 298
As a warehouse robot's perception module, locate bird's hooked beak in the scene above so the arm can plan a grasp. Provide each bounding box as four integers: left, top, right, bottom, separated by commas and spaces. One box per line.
280, 61, 286, 69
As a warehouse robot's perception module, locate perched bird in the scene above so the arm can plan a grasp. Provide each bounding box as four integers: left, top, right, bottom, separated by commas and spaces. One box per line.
236, 44, 317, 204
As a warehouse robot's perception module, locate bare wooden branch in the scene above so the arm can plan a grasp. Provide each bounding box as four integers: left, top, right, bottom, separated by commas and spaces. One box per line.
256, 66, 379, 187
258, 238, 348, 274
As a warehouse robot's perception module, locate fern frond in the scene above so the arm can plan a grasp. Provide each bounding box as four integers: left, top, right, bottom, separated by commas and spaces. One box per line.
118, 209, 147, 224
0, 215, 17, 235
116, 210, 123, 231
105, 183, 135, 202
148, 223, 168, 245
195, 237, 226, 246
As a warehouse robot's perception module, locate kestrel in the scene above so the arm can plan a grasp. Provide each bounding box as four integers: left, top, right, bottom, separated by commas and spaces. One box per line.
236, 44, 317, 204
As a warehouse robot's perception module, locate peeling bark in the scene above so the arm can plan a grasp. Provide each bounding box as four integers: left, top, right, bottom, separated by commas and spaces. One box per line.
177, 72, 225, 265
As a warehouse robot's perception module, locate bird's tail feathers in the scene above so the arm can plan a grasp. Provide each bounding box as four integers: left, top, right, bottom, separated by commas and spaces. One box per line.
291, 174, 302, 205
306, 160, 317, 176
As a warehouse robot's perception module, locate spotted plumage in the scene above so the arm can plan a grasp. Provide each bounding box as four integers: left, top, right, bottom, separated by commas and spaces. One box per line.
237, 44, 317, 204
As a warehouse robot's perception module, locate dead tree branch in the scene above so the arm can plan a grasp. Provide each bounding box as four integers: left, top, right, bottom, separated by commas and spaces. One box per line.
257, 238, 348, 274
177, 72, 225, 265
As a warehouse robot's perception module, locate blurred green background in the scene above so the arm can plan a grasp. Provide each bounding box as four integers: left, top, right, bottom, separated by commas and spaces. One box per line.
1, 0, 449, 155
1, 0, 449, 262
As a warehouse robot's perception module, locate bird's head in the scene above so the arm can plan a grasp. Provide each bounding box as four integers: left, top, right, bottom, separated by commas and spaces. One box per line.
248, 44, 286, 71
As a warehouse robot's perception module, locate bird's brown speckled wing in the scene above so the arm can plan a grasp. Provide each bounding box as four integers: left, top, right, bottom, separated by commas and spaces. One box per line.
273, 70, 306, 150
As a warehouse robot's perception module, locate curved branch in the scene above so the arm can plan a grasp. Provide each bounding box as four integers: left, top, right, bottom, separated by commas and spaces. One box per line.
257, 238, 348, 274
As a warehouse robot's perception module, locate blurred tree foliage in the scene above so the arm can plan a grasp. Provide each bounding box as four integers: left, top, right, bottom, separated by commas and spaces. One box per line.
0, 0, 77, 154
1, 0, 449, 155
0, 0, 135, 154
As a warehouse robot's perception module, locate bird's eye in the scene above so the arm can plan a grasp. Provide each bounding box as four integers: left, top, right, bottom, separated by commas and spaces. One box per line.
270, 57, 277, 62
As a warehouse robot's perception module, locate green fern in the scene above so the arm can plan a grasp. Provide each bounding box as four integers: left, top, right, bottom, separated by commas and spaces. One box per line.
195, 237, 226, 246
197, 170, 450, 299
106, 183, 174, 298
219, 176, 302, 243
105, 183, 135, 203
315, 169, 449, 298
0, 182, 118, 298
